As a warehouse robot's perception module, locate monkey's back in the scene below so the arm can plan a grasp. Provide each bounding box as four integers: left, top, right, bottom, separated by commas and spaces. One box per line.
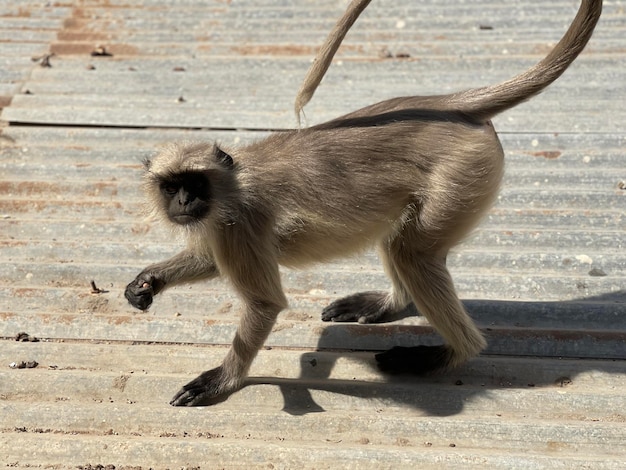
236, 99, 505, 265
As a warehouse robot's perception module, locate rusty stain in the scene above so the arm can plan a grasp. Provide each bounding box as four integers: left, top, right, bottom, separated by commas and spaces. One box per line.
40, 314, 77, 326
13, 288, 40, 297
546, 441, 569, 452
0, 181, 117, 197
529, 150, 562, 159
0, 240, 27, 247
228, 44, 319, 56
65, 145, 92, 151
86, 182, 118, 197
118, 164, 143, 170
227, 45, 321, 56
0, 96, 12, 108
50, 42, 138, 56
109, 315, 132, 325
62, 17, 80, 29
0, 200, 123, 214
58, 31, 112, 42
12, 8, 33, 17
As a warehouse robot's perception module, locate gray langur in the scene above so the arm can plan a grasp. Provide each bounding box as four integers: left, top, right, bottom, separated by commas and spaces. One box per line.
125, 0, 602, 406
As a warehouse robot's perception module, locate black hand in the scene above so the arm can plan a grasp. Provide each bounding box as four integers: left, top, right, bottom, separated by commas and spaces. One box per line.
124, 273, 158, 310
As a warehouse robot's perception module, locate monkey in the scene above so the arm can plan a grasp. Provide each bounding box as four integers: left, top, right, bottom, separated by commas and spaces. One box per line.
125, 0, 602, 407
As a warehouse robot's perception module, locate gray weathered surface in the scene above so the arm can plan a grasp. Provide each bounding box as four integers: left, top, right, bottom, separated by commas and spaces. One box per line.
1, 0, 625, 468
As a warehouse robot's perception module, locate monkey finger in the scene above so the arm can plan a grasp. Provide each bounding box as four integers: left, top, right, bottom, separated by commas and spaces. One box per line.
124, 284, 153, 310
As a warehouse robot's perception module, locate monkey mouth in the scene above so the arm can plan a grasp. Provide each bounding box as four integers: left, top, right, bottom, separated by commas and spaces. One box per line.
171, 214, 198, 225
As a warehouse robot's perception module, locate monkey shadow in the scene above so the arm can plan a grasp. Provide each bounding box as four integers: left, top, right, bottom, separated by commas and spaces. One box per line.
245, 291, 625, 417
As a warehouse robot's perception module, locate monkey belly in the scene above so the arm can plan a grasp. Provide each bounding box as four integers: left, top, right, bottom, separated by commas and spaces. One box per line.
276, 217, 400, 267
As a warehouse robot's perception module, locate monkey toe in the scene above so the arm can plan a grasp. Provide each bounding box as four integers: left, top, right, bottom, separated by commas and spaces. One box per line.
170, 367, 237, 407
170, 387, 229, 407
375, 345, 452, 375
321, 291, 392, 323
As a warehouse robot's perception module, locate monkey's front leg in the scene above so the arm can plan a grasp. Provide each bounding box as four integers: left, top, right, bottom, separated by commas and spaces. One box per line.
170, 297, 287, 406
170, 254, 288, 406
125, 249, 218, 310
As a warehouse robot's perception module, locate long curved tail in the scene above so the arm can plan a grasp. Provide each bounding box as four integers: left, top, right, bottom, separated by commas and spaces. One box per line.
295, 0, 603, 123
450, 0, 602, 120
295, 0, 372, 123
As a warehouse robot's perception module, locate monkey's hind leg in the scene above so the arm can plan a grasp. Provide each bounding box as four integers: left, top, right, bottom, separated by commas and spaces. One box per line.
321, 241, 412, 324
375, 251, 486, 375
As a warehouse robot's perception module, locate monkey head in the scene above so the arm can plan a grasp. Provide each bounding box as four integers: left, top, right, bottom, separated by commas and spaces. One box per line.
142, 142, 235, 227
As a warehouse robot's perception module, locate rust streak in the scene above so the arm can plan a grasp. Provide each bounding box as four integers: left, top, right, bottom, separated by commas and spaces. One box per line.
529, 151, 562, 160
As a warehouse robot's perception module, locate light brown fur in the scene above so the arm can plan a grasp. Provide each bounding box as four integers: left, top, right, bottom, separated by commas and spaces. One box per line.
125, 0, 602, 406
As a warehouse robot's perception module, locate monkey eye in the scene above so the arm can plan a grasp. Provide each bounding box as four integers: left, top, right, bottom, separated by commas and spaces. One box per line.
162, 185, 179, 197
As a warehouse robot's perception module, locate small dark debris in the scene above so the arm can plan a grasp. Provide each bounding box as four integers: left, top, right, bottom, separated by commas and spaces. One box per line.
455, 380, 463, 386
555, 376, 572, 387
177, 96, 186, 103
32, 53, 54, 67
86, 64, 96, 70
308, 358, 317, 367
77, 465, 116, 470
379, 48, 411, 59
40, 54, 53, 67
588, 267, 607, 277
91, 46, 113, 57
479, 25, 494, 30
173, 66, 186, 72
90, 280, 108, 294
449, 443, 457, 447
9, 361, 39, 369
618, 181, 626, 190
527, 383, 536, 387
23, 89, 33, 95
15, 332, 38, 342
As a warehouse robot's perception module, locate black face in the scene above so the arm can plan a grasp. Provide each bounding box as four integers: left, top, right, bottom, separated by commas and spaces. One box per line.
159, 172, 211, 225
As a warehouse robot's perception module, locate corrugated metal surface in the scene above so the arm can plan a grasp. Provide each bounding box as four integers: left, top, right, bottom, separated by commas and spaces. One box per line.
1, 0, 625, 468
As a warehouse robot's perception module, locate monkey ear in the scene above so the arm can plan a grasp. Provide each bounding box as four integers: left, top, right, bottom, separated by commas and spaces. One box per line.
215, 146, 234, 169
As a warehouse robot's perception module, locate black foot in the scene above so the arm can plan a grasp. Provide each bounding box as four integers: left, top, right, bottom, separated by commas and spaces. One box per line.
170, 366, 239, 407
375, 345, 452, 375
322, 291, 394, 323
